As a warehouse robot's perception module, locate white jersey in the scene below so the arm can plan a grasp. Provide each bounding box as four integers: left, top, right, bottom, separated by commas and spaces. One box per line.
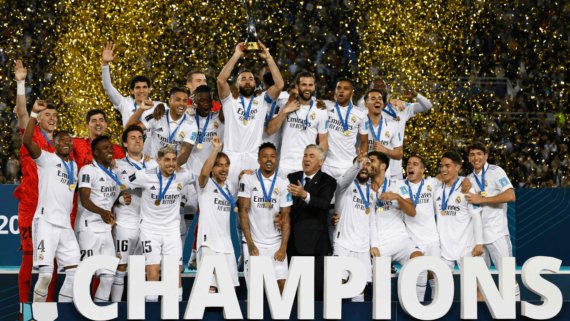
113, 156, 159, 230
101, 65, 165, 156
197, 178, 238, 253
279, 99, 328, 171
261, 91, 289, 149
364, 115, 403, 177
402, 177, 441, 245
323, 100, 368, 169
33, 152, 78, 229
238, 171, 293, 247
221, 92, 270, 158
141, 111, 198, 159
434, 183, 483, 260
332, 161, 377, 252
371, 178, 410, 245
186, 111, 225, 175
467, 163, 514, 244
125, 167, 196, 235
77, 160, 120, 232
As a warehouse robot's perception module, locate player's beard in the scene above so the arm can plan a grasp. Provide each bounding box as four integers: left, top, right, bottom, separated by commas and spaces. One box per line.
239, 85, 254, 97
299, 90, 314, 102
356, 171, 369, 183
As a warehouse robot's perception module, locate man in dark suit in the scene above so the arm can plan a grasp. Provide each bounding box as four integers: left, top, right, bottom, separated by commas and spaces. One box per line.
285, 144, 336, 301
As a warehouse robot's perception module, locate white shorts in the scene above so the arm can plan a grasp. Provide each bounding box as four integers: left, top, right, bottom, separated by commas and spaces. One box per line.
333, 243, 372, 283
76, 229, 115, 276
378, 234, 420, 266
140, 229, 183, 266
197, 246, 240, 287
483, 235, 514, 268
32, 218, 80, 269
228, 153, 260, 190
113, 226, 141, 265
441, 245, 486, 272
417, 241, 441, 259
243, 243, 288, 288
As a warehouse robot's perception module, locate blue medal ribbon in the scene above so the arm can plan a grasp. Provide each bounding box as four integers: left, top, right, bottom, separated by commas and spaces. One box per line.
354, 180, 371, 212
294, 99, 314, 130
258, 169, 278, 208
334, 100, 353, 133
382, 103, 398, 120
166, 112, 187, 145
406, 178, 424, 207
264, 100, 278, 128
157, 168, 175, 204
368, 116, 385, 141
240, 95, 255, 123
39, 129, 54, 148
376, 178, 388, 208
210, 178, 238, 212
96, 161, 124, 189
58, 156, 74, 187
125, 155, 146, 170
441, 178, 461, 214
473, 165, 486, 194
195, 113, 211, 145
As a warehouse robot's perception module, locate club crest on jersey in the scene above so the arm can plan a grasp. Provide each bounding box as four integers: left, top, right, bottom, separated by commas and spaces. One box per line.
351, 115, 357, 123
179, 131, 185, 139
310, 113, 316, 120
273, 188, 279, 195
427, 185, 432, 191
385, 131, 390, 138
214, 121, 219, 129
252, 100, 259, 106
177, 183, 182, 191
455, 196, 461, 203
39, 254, 44, 261
485, 180, 488, 187
117, 253, 122, 259
400, 186, 408, 195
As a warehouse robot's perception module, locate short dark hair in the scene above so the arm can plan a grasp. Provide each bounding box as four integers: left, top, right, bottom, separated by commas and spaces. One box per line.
91, 136, 111, 155
364, 89, 386, 104
86, 109, 107, 123
295, 71, 316, 86
122, 125, 146, 148
368, 151, 390, 171
286, 82, 297, 93
237, 69, 254, 78
466, 141, 488, 155
408, 155, 427, 169
46, 103, 57, 111
186, 70, 206, 83
336, 77, 354, 89
194, 85, 212, 95
442, 151, 462, 166
169, 87, 186, 99
262, 72, 275, 87
54, 131, 72, 145
129, 75, 151, 90
258, 142, 277, 155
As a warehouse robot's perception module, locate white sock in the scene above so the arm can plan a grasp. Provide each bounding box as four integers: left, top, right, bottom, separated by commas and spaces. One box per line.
179, 287, 183, 302
111, 271, 126, 302
209, 289, 216, 293
58, 268, 76, 302
146, 295, 158, 302
33, 266, 54, 302
351, 294, 364, 302
94, 274, 115, 302
429, 279, 436, 300
416, 270, 428, 302
515, 283, 520, 302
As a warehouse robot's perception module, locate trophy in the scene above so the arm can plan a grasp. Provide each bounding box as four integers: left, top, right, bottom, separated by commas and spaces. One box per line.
241, 0, 260, 53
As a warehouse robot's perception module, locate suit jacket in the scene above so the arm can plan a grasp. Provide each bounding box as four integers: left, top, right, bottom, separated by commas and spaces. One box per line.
287, 170, 336, 256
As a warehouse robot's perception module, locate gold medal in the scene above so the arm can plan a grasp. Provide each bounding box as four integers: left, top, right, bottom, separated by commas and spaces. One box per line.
234, 207, 239, 212
440, 210, 446, 216
344, 130, 349, 136
378, 207, 384, 213
481, 191, 487, 197
365, 208, 370, 214
155, 200, 161, 206
265, 201, 271, 208
395, 116, 401, 121
197, 143, 203, 149
243, 119, 248, 125
168, 143, 173, 147
120, 184, 126, 190
69, 184, 76, 191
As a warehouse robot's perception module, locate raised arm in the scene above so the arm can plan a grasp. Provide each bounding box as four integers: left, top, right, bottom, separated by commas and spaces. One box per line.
101, 41, 123, 106
402, 89, 433, 114
22, 100, 45, 159
14, 60, 29, 129
265, 97, 300, 136
125, 100, 153, 131
198, 136, 222, 188
318, 133, 329, 152
238, 197, 258, 256
217, 43, 245, 100
257, 41, 284, 100
337, 151, 367, 194
359, 133, 369, 155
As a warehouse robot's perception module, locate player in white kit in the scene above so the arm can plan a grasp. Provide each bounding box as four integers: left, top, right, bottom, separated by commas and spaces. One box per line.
123, 145, 196, 302
435, 151, 485, 300
101, 41, 164, 155
110, 125, 158, 302
238, 142, 293, 293
266, 71, 329, 177
77, 136, 132, 302
331, 151, 380, 302
464, 141, 519, 300
125, 87, 197, 163
23, 101, 80, 303
195, 136, 240, 291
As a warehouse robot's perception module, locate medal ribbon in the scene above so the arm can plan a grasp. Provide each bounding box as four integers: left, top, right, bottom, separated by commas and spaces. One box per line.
406, 178, 424, 207
442, 178, 461, 214
354, 180, 371, 212
157, 168, 175, 204
126, 155, 146, 170
368, 116, 385, 141
376, 177, 388, 208
240, 94, 255, 123
334, 100, 353, 133
195, 112, 211, 145
39, 129, 54, 148
264, 100, 278, 128
58, 156, 74, 187
382, 103, 398, 119
472, 165, 486, 194
210, 178, 237, 211
166, 112, 187, 145
258, 169, 278, 207
96, 161, 124, 189
294, 99, 314, 130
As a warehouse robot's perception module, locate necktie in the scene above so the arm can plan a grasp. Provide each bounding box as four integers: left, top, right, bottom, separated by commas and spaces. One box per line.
304, 177, 311, 188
